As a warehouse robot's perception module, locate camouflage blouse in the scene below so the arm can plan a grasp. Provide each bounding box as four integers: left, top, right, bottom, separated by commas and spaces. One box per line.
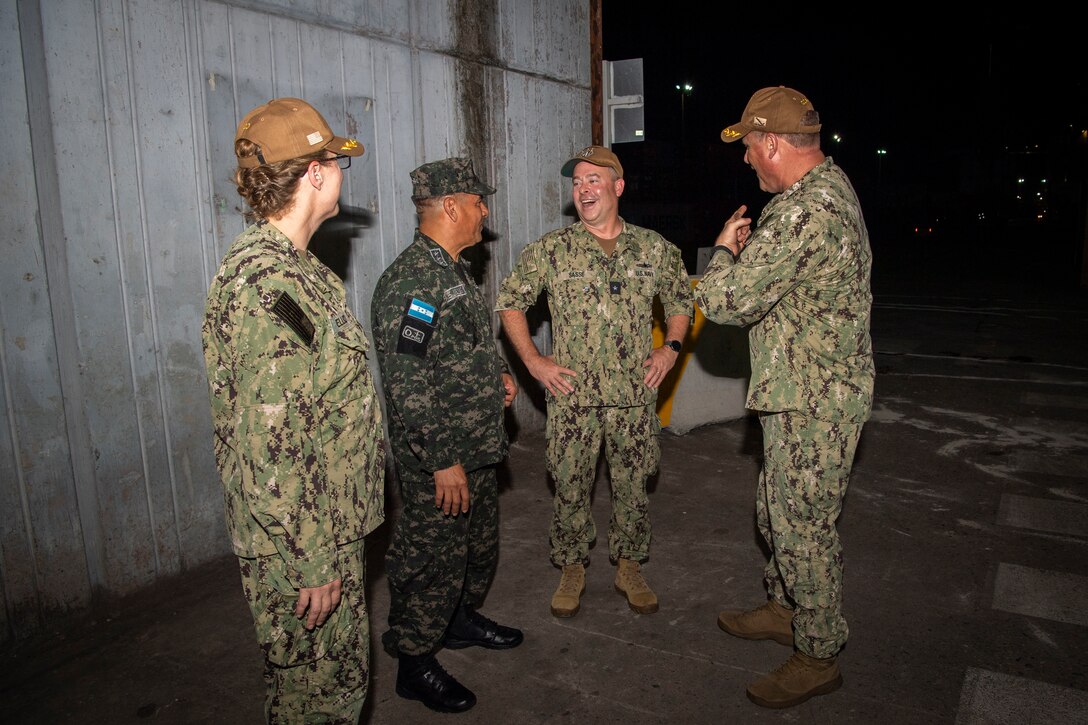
694, 158, 875, 423
496, 220, 693, 408
371, 231, 509, 474
202, 222, 385, 588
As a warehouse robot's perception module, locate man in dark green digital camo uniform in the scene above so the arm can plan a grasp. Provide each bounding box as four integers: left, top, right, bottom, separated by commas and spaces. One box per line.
372, 157, 522, 715
204, 97, 384, 723
694, 86, 874, 710
496, 146, 693, 619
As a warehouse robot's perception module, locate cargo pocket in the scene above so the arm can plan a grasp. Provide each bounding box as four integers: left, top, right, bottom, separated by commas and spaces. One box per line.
257, 555, 352, 668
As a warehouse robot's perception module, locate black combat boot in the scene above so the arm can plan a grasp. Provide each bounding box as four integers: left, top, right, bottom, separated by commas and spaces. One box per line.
395, 653, 476, 713
443, 606, 524, 650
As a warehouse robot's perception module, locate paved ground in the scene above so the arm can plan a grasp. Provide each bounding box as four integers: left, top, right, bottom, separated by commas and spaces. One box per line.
3, 268, 1088, 724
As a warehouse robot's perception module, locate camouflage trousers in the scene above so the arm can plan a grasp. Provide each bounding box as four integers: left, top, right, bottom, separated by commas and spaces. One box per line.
382, 464, 499, 657
546, 403, 660, 566
239, 539, 369, 724
757, 411, 863, 659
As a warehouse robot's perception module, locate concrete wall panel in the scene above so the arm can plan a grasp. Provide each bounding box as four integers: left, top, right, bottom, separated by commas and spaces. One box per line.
0, 0, 590, 641
0, 0, 90, 637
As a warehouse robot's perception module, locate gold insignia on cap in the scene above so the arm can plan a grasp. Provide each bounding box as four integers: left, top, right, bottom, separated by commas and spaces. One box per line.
722, 127, 742, 139
340, 139, 360, 151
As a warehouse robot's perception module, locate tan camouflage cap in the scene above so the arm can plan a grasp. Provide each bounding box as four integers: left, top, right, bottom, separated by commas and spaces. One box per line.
720, 86, 822, 143
410, 157, 495, 200
561, 145, 623, 178
235, 97, 363, 167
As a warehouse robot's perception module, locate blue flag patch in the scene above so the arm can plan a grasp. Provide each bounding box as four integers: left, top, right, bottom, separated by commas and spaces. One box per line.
407, 298, 436, 325
398, 296, 436, 358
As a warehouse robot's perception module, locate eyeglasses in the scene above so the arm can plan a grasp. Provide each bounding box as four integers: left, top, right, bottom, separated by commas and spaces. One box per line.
322, 154, 352, 170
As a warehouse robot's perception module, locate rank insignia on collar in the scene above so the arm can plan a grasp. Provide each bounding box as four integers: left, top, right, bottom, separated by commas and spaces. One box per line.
429, 248, 448, 267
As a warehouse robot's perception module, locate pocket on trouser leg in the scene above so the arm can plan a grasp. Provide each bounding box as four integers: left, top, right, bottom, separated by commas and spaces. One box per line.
645, 412, 661, 475
545, 408, 562, 477
628, 406, 660, 477
253, 556, 352, 668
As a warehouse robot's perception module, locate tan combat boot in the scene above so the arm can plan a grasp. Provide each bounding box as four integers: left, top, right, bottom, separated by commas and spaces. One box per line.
746, 651, 842, 709
717, 599, 794, 646
614, 558, 658, 614
550, 564, 585, 618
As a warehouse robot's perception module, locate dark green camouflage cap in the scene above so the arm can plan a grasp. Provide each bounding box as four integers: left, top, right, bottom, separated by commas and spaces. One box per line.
410, 157, 495, 201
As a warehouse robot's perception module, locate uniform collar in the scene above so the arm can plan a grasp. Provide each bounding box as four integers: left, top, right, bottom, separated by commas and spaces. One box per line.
780, 156, 834, 200
415, 230, 453, 268
575, 218, 630, 258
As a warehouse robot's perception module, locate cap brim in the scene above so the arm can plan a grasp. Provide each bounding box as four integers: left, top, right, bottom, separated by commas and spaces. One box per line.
412, 183, 497, 201
720, 123, 749, 143
561, 158, 621, 177
329, 135, 365, 156
236, 134, 365, 169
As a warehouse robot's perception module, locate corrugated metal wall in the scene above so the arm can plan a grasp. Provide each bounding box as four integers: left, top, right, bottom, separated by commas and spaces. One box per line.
0, 0, 589, 642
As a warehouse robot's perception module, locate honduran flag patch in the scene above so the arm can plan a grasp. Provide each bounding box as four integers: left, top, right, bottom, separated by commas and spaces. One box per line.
406, 298, 436, 325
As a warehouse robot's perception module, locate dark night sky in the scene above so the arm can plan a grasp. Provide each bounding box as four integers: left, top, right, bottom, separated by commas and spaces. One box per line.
600, 12, 1088, 290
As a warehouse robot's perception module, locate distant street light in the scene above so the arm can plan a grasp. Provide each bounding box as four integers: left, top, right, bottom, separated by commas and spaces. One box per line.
676, 83, 693, 144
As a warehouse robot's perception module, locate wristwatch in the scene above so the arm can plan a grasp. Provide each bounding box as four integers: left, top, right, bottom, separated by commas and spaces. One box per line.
664, 339, 682, 353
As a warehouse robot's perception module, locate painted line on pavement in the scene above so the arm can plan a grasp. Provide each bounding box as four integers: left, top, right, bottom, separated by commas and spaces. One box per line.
955, 667, 1088, 725
997, 494, 1088, 537
875, 372, 1088, 386
1022, 391, 1088, 409
992, 562, 1088, 627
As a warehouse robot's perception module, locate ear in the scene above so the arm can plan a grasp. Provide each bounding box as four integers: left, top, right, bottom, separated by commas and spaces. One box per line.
614, 177, 626, 198
442, 195, 459, 221
306, 160, 323, 189
765, 133, 779, 158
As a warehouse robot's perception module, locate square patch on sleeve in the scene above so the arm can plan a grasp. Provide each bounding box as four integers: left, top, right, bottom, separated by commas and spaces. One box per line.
397, 297, 436, 357
406, 297, 436, 324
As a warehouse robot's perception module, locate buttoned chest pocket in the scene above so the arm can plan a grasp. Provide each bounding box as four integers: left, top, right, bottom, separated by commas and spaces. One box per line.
630, 265, 657, 296
318, 313, 378, 454
621, 265, 657, 320
316, 312, 371, 403
554, 269, 598, 306
438, 295, 481, 356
